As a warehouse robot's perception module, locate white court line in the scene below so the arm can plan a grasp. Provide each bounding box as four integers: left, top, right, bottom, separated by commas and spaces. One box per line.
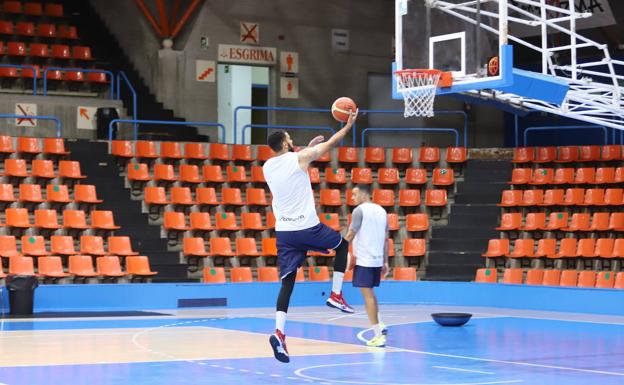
294, 361, 523, 385
433, 366, 495, 375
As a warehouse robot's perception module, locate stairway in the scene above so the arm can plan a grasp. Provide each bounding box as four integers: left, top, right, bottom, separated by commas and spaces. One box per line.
63, 0, 208, 142
68, 140, 196, 282
424, 160, 511, 281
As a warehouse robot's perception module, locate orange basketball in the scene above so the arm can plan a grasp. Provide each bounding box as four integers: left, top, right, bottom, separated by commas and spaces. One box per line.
331, 97, 357, 122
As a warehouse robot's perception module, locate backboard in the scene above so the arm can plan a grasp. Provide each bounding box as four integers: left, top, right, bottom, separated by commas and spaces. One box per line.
393, 0, 513, 98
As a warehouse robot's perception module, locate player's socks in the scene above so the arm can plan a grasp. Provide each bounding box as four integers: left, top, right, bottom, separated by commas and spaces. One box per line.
276, 311, 286, 334
331, 272, 344, 295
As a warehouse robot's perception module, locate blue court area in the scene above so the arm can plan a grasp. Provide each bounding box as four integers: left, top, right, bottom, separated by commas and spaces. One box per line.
1, 305, 623, 385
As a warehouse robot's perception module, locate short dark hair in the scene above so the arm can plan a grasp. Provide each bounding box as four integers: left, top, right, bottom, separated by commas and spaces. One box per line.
267, 131, 287, 152
355, 184, 371, 195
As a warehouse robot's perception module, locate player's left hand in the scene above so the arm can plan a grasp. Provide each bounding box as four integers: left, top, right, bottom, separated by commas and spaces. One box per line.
381, 263, 389, 279
347, 253, 356, 271
307, 135, 325, 147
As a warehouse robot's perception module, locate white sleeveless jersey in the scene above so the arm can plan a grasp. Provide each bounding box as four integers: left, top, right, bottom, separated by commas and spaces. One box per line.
352, 202, 387, 267
263, 152, 319, 231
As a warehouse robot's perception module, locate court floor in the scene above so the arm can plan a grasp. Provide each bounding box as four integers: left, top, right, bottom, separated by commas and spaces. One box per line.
1, 304, 623, 385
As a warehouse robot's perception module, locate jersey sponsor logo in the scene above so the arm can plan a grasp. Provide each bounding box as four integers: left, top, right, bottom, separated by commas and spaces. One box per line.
279, 215, 305, 222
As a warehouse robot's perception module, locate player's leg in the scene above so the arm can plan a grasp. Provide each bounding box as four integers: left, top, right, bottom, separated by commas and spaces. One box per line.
353, 265, 386, 347
326, 236, 354, 313
270, 271, 296, 363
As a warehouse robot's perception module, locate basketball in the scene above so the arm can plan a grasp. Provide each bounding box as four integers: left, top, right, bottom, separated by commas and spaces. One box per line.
331, 97, 357, 122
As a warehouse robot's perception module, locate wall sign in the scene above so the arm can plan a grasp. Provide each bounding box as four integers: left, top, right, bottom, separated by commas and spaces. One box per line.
77, 106, 97, 130
15, 103, 37, 127
280, 51, 299, 74
196, 60, 216, 82
280, 77, 299, 99
332, 29, 349, 51
218, 44, 276, 65
240, 21, 260, 44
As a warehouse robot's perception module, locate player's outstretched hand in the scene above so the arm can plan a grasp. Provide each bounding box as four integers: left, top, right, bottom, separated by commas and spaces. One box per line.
344, 109, 359, 129
307, 135, 325, 147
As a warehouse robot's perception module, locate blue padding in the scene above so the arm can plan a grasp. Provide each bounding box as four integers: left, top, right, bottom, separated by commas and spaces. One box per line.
497, 68, 569, 104
3, 281, 621, 315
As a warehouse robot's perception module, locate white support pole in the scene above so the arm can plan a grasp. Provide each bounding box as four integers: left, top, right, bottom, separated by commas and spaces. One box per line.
569, 0, 577, 80
395, 0, 403, 71
499, 0, 508, 45
540, 0, 547, 74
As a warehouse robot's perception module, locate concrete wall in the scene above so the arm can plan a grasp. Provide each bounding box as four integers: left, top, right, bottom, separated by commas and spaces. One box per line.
0, 94, 124, 139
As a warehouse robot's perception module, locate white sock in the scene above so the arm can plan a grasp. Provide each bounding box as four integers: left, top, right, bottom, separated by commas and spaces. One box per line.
332, 271, 344, 295
276, 311, 287, 334
377, 312, 383, 325
373, 323, 383, 337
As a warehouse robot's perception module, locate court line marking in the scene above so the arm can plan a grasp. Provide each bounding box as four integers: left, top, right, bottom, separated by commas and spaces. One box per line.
357, 320, 624, 377
433, 366, 495, 375
294, 361, 523, 385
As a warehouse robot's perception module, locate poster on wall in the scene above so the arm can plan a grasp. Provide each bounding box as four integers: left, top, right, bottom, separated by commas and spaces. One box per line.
280, 77, 299, 99
332, 29, 349, 51
196, 60, 216, 82
240, 21, 260, 45
280, 51, 299, 74
15, 103, 37, 127
76, 106, 97, 130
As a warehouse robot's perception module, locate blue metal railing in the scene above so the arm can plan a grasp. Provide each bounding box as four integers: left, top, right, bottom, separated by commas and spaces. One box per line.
361, 127, 461, 147
524, 125, 609, 146
116, 71, 138, 133
108, 119, 225, 141
233, 106, 469, 147
241, 124, 338, 145
42, 67, 115, 99
0, 64, 38, 95
0, 114, 62, 137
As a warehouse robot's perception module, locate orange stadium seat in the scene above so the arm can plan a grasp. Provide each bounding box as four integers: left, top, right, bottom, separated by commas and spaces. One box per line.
126, 256, 157, 277
581, 188, 604, 206
262, 238, 277, 257
496, 212, 522, 231
552, 238, 576, 259
163, 211, 190, 232
19, 183, 44, 204
21, 235, 49, 256
160, 141, 183, 160
601, 145, 621, 161
560, 270, 578, 287
615, 272, 624, 289
112, 140, 133, 158
378, 168, 400, 185
227, 165, 250, 183
0, 20, 12, 35
44, 3, 64, 17
590, 212, 610, 231
542, 269, 561, 286
0, 235, 19, 258
320, 189, 342, 207
393, 267, 417, 281
595, 167, 615, 184
406, 213, 429, 232
555, 146, 578, 163
482, 238, 510, 258
9, 256, 35, 276
530, 168, 554, 185
171, 187, 196, 206
63, 210, 89, 231
373, 189, 395, 207
30, 43, 49, 58
396, 189, 419, 208
241, 212, 266, 232
196, 187, 220, 207
7, 42, 26, 57
183, 237, 210, 258
51, 44, 70, 59
540, 189, 565, 206
232, 144, 254, 162
432, 168, 455, 186
425, 189, 447, 207
4, 1, 22, 14
258, 266, 279, 282
525, 269, 545, 285
326, 167, 347, 184
534, 146, 556, 163
31, 160, 56, 180
535, 238, 556, 258
256, 145, 274, 162
97, 256, 127, 278
231, 267, 253, 283
34, 209, 60, 231
418, 147, 440, 164
210, 237, 236, 257
203, 165, 226, 183
24, 2, 42, 15
319, 213, 341, 231
502, 268, 523, 284
74, 185, 103, 204
222, 188, 244, 206
68, 255, 98, 278
351, 168, 373, 184
203, 267, 226, 283
579, 145, 601, 162
512, 147, 534, 163
50, 235, 77, 256
215, 212, 240, 231
308, 167, 321, 184
80, 235, 106, 255
392, 147, 413, 165
235, 238, 262, 257
0, 136, 14, 155
608, 212, 624, 231
387, 213, 400, 231
91, 210, 120, 231
6, 207, 31, 229
135, 141, 158, 159
475, 268, 497, 283
596, 271, 615, 288
403, 238, 426, 257
553, 168, 575, 185
604, 188, 623, 206
250, 166, 266, 183
405, 168, 427, 186
308, 266, 330, 281
576, 238, 596, 258
509, 168, 531, 185
521, 189, 544, 206
521, 212, 547, 231
563, 213, 591, 232
507, 239, 535, 259
38, 256, 70, 279
498, 190, 522, 207
563, 188, 584, 206
338, 147, 359, 164
575, 167, 595, 184
446, 147, 467, 163
4, 158, 29, 178
59, 161, 86, 180
595, 238, 615, 259
544, 212, 568, 231
179, 165, 203, 184
0, 183, 16, 205
365, 147, 385, 165
43, 138, 69, 156
209, 143, 231, 161
189, 211, 214, 232
184, 142, 208, 160
153, 164, 176, 184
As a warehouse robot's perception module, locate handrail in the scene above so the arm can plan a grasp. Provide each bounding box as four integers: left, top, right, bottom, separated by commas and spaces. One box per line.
355, 109, 468, 147
241, 124, 337, 145
42, 67, 115, 99
0, 114, 62, 137
361, 127, 460, 147
0, 64, 38, 95
523, 125, 608, 146
117, 71, 138, 134
234, 106, 331, 144
108, 119, 225, 141
233, 106, 468, 147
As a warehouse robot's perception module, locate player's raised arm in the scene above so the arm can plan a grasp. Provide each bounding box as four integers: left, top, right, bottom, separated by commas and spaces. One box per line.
297, 109, 358, 169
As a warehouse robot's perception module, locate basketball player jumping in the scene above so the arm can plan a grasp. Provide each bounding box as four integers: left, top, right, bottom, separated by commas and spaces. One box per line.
264, 109, 358, 363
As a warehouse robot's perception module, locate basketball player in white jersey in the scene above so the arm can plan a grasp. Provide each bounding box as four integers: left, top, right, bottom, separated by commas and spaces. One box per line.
346, 184, 389, 347
264, 110, 357, 363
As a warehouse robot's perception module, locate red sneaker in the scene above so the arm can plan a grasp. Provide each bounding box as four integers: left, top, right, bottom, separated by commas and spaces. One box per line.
269, 329, 290, 363
326, 292, 354, 313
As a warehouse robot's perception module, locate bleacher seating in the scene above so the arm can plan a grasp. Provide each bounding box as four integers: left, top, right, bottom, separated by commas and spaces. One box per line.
480, 144, 624, 289
109, 141, 468, 281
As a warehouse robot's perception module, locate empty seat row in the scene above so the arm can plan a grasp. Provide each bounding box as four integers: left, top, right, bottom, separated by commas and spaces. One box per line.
496, 212, 624, 232
476, 268, 624, 288
0, 184, 100, 205
201, 266, 418, 283
0, 136, 69, 155
183, 236, 426, 259
3, 160, 85, 179
0, 66, 108, 83
319, 188, 447, 208
112, 141, 468, 165
2, 2, 64, 17
0, 235, 136, 257
0, 42, 92, 59
0, 255, 156, 279
513, 145, 623, 163
0, 208, 117, 231
317, 167, 455, 186
509, 167, 624, 185
144, 186, 270, 207
0, 20, 77, 39
499, 188, 624, 207
483, 238, 624, 259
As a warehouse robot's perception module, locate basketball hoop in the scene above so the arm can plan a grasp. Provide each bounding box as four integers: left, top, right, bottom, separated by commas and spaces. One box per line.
395, 69, 442, 118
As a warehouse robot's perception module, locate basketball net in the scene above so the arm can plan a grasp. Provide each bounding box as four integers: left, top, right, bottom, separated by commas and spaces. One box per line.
395, 69, 441, 118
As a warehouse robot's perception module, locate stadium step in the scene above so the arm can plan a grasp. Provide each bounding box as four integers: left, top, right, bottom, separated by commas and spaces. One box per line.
68, 140, 192, 281
422, 264, 477, 282
431, 226, 498, 239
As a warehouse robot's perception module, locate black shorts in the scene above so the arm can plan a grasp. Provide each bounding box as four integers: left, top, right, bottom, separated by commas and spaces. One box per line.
352, 265, 382, 288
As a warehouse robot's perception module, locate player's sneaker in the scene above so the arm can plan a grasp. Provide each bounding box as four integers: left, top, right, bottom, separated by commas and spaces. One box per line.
380, 322, 388, 336
269, 329, 290, 363
366, 334, 387, 348
326, 292, 354, 313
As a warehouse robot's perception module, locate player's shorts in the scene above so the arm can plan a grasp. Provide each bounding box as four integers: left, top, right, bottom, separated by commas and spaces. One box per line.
352, 265, 382, 288
276, 222, 342, 279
